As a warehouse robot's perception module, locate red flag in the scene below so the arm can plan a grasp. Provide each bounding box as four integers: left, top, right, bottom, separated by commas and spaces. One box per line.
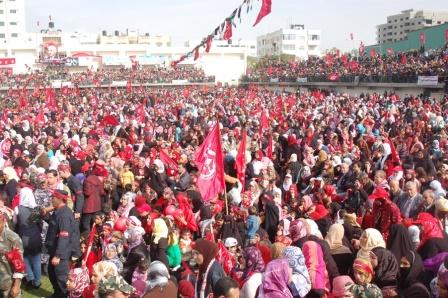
126, 80, 132, 93
387, 48, 394, 56
386, 138, 400, 164
35, 110, 45, 125
194, 47, 200, 61
260, 109, 269, 132
223, 20, 232, 40
135, 103, 145, 123
359, 41, 365, 56
100, 115, 119, 126
205, 36, 212, 53
253, 0, 272, 26
216, 242, 236, 275
83, 224, 97, 264
2, 110, 9, 124
349, 60, 359, 71
419, 32, 425, 45
445, 28, 448, 41
325, 53, 334, 65
369, 48, 377, 58
159, 149, 178, 170
194, 123, 225, 202
235, 130, 247, 187
401, 54, 407, 65
267, 134, 273, 160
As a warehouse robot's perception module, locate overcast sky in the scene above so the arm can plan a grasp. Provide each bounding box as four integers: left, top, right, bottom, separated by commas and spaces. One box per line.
25, 0, 447, 51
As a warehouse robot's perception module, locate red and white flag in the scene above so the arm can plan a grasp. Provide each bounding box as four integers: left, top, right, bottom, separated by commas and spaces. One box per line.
235, 130, 247, 188
194, 123, 225, 202
253, 0, 272, 27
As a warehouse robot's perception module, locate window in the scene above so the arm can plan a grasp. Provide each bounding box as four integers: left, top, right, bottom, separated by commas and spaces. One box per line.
11, 33, 17, 37
282, 34, 296, 40
418, 22, 421, 25
283, 44, 295, 51
9, 22, 17, 26
310, 35, 319, 40
400, 18, 403, 21
425, 19, 432, 25
0, 33, 5, 38
9, 9, 16, 13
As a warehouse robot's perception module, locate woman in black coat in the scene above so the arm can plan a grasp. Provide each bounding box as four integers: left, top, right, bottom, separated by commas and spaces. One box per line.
122, 228, 149, 284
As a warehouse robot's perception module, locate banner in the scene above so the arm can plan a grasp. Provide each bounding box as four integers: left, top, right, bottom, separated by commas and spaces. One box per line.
417, 76, 438, 86
270, 78, 279, 83
0, 58, 15, 65
51, 81, 72, 88
102, 56, 131, 66
172, 79, 189, 84
297, 77, 308, 83
111, 81, 128, 87
136, 55, 164, 65
64, 57, 79, 67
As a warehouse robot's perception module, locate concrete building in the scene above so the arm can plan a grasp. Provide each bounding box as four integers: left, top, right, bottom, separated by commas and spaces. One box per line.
377, 9, 448, 44
98, 29, 171, 46
0, 0, 26, 55
257, 24, 321, 59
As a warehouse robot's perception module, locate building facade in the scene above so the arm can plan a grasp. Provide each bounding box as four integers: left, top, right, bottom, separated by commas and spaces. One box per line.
0, 0, 26, 47
377, 9, 448, 44
257, 24, 321, 59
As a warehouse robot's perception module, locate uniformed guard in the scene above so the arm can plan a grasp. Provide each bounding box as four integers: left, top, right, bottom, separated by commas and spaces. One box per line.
0, 212, 25, 298
44, 189, 78, 298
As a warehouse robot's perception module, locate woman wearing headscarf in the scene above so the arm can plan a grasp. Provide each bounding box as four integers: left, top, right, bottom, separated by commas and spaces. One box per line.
282, 246, 311, 298
356, 228, 386, 261
103, 243, 123, 273
331, 275, 355, 298
289, 219, 340, 284
302, 240, 330, 296
2, 167, 18, 204
122, 227, 149, 284
259, 258, 293, 298
16, 187, 42, 289
342, 212, 363, 242
430, 180, 446, 199
149, 218, 170, 269
349, 258, 382, 298
193, 239, 226, 298
240, 246, 265, 298
143, 261, 177, 298
66, 267, 90, 298
86, 261, 119, 298
415, 212, 448, 260
325, 223, 354, 275
220, 214, 243, 246
370, 247, 399, 296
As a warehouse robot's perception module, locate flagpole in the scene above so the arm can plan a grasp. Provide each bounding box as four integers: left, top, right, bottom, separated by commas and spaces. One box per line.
215, 112, 229, 216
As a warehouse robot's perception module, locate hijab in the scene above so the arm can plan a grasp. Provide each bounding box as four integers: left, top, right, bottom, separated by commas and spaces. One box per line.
331, 275, 355, 298
194, 239, 219, 275
242, 246, 265, 280
146, 261, 170, 290
152, 218, 169, 244
416, 212, 444, 247
68, 267, 90, 298
262, 258, 293, 298
289, 219, 308, 243
126, 227, 144, 251
283, 246, 312, 298
305, 219, 323, 239
386, 224, 414, 262
104, 243, 123, 273
371, 247, 399, 289
325, 223, 351, 255
357, 228, 386, 260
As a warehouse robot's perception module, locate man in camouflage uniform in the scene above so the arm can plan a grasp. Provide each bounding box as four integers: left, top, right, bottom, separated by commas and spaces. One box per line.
0, 212, 24, 298
97, 275, 134, 298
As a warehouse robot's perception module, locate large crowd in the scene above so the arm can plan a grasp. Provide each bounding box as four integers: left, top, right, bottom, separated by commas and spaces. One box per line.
0, 66, 215, 87
242, 45, 448, 84
0, 65, 448, 298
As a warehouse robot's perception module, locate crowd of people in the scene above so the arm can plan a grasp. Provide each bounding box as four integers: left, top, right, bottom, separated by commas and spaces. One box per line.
0, 67, 448, 298
0, 66, 215, 87
242, 46, 448, 84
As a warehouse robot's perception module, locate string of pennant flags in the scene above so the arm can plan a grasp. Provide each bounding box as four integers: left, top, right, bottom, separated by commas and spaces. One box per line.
171, 0, 272, 68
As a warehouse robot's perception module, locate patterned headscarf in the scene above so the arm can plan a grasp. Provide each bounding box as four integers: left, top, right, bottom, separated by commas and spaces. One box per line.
97, 275, 134, 295
243, 246, 265, 279
289, 219, 309, 242
126, 227, 145, 251
283, 246, 312, 298
68, 267, 90, 298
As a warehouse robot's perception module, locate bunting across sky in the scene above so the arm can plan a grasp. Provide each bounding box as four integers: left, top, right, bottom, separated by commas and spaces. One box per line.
171, 0, 272, 68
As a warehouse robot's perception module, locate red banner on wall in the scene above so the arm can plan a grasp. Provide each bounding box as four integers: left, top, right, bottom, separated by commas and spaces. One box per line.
419, 32, 425, 45
0, 58, 16, 65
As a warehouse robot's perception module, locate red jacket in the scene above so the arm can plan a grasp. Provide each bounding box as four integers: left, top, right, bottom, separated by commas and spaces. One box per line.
82, 175, 105, 214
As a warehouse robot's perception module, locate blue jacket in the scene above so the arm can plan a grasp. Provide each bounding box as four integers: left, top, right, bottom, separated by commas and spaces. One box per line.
246, 215, 260, 238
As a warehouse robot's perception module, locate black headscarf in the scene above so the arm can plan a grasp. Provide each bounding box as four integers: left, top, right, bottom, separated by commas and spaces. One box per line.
387, 224, 414, 262
220, 215, 243, 245
371, 247, 399, 289
398, 250, 423, 290
199, 205, 212, 220
187, 190, 203, 213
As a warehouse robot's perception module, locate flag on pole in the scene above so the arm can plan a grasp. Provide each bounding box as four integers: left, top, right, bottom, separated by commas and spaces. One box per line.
267, 134, 273, 160
194, 123, 225, 202
253, 0, 272, 26
419, 32, 425, 45
235, 130, 247, 187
